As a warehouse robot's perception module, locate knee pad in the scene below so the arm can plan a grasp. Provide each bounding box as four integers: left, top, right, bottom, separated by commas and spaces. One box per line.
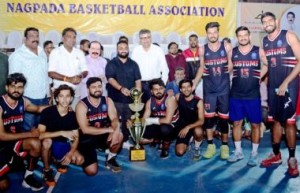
205, 117, 216, 129
217, 119, 229, 134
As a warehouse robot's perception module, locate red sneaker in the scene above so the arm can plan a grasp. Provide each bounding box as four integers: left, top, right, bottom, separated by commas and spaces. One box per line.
261, 153, 282, 167
288, 157, 299, 177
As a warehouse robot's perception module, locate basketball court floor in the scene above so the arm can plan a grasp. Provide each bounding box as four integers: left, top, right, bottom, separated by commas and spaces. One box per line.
5, 131, 300, 193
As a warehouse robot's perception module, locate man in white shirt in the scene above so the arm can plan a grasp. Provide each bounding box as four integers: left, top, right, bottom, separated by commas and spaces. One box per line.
9, 27, 50, 131
48, 27, 88, 109
132, 29, 169, 103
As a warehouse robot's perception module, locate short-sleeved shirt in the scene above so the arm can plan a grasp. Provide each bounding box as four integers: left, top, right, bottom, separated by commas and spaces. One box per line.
105, 57, 141, 103
39, 105, 78, 142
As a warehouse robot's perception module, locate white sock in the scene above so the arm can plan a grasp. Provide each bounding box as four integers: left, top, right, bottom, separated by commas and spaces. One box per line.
195, 140, 202, 149
252, 143, 259, 156
24, 170, 33, 178
107, 151, 117, 160
234, 141, 242, 153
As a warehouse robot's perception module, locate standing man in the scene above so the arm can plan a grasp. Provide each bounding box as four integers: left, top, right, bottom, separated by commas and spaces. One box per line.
175, 79, 204, 160
76, 77, 123, 175
9, 27, 50, 131
48, 27, 88, 109
0, 73, 47, 191
260, 12, 300, 176
132, 29, 169, 103
105, 40, 141, 149
193, 22, 233, 160
142, 79, 179, 158
79, 39, 90, 56
165, 42, 187, 82
227, 26, 268, 166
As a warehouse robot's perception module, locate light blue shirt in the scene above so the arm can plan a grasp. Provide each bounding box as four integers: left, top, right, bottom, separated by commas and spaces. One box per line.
9, 44, 49, 99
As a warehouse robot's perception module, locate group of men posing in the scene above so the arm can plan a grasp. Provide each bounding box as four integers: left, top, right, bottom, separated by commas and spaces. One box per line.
0, 11, 300, 192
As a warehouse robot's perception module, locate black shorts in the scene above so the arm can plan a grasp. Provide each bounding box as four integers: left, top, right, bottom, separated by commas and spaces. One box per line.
78, 134, 109, 168
0, 140, 27, 178
204, 93, 229, 119
143, 124, 174, 141
175, 123, 194, 146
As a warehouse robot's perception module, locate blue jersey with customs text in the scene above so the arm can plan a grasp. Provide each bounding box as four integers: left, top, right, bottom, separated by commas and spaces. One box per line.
263, 30, 299, 89
203, 42, 230, 95
79, 96, 110, 142
0, 96, 25, 134
230, 46, 261, 99
178, 94, 200, 125
150, 94, 179, 124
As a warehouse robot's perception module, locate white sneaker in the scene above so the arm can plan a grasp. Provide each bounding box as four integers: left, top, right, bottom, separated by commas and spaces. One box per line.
122, 140, 133, 150
227, 151, 244, 163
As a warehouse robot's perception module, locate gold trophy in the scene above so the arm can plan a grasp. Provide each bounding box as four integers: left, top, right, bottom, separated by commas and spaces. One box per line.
128, 88, 146, 161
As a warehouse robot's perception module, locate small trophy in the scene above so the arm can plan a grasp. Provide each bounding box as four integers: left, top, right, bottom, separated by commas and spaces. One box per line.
128, 88, 146, 161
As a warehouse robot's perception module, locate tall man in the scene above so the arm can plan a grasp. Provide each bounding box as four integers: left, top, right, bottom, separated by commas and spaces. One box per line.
193, 22, 233, 159
260, 12, 300, 176
9, 27, 50, 131
143, 79, 179, 158
132, 29, 169, 103
106, 40, 141, 148
76, 77, 123, 175
49, 27, 88, 109
175, 79, 204, 160
227, 26, 268, 166
0, 73, 47, 191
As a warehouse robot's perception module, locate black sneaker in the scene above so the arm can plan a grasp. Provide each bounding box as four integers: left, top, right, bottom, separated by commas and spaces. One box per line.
160, 150, 169, 159
22, 174, 44, 191
57, 163, 68, 174
44, 169, 56, 187
105, 157, 122, 173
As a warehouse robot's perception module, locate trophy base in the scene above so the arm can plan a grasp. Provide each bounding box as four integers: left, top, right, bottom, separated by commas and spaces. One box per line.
129, 146, 146, 161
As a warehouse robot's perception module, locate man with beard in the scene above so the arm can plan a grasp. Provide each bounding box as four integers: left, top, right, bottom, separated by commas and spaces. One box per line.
193, 22, 233, 160
165, 42, 187, 82
182, 34, 203, 98
260, 12, 300, 177
80, 41, 108, 98
175, 79, 204, 160
76, 77, 123, 175
142, 78, 179, 158
227, 26, 268, 166
0, 73, 48, 191
79, 39, 90, 56
9, 27, 50, 131
105, 40, 141, 149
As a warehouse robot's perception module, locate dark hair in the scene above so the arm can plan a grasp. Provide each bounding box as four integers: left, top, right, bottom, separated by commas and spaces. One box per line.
86, 77, 102, 88
189, 34, 198, 39
117, 40, 128, 47
235, 26, 250, 36
43, 40, 53, 49
6, 73, 27, 86
80, 39, 90, 46
287, 11, 295, 18
167, 42, 178, 49
205, 22, 220, 31
58, 41, 63, 46
222, 37, 231, 44
149, 78, 165, 90
261, 12, 276, 23
62, 27, 77, 37
24, 27, 39, 38
53, 84, 75, 101
179, 79, 193, 89
119, 35, 128, 42
100, 45, 104, 51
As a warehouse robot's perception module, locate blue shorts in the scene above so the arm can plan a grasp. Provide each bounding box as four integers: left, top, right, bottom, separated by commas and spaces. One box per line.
52, 141, 71, 162
229, 98, 262, 124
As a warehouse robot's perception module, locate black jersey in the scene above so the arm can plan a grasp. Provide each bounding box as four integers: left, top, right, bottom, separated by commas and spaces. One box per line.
263, 30, 299, 89
230, 46, 261, 99
203, 42, 230, 95
178, 94, 200, 125
0, 95, 25, 134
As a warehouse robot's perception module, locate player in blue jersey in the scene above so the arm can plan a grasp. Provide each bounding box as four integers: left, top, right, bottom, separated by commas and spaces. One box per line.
260, 12, 300, 177
227, 26, 268, 166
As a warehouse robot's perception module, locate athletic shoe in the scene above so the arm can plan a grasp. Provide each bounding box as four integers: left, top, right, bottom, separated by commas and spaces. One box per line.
261, 153, 282, 167
43, 169, 56, 187
220, 145, 230, 159
105, 156, 122, 173
57, 163, 68, 174
22, 174, 44, 191
160, 150, 169, 159
247, 154, 258, 167
122, 140, 133, 150
227, 151, 244, 163
192, 148, 201, 161
203, 144, 216, 159
288, 157, 299, 177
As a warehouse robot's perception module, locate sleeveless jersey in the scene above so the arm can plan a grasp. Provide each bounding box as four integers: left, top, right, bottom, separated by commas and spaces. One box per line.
262, 30, 299, 89
178, 94, 201, 125
150, 94, 179, 124
0, 95, 25, 134
203, 42, 230, 95
230, 46, 261, 99
182, 48, 200, 79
